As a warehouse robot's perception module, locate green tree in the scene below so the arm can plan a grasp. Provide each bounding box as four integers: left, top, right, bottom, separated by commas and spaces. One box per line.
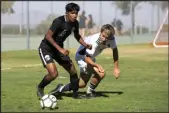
114, 1, 168, 34
35, 14, 59, 35
149, 1, 168, 11
1, 1, 15, 14
160, 1, 168, 10
148, 1, 168, 30
113, 1, 141, 34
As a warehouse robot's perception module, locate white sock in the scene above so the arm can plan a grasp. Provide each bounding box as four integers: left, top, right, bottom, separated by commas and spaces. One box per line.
87, 86, 94, 94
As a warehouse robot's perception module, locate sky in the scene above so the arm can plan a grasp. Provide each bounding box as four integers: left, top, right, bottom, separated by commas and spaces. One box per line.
1, 1, 167, 30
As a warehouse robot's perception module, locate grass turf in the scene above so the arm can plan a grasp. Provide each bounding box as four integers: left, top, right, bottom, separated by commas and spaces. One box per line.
1, 44, 168, 112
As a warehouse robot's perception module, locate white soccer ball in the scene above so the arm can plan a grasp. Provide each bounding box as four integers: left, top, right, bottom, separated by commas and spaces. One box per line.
40, 94, 57, 109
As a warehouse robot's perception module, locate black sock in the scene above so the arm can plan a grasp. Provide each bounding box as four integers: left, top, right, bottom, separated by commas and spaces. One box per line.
59, 83, 71, 92
70, 74, 79, 93
38, 75, 52, 89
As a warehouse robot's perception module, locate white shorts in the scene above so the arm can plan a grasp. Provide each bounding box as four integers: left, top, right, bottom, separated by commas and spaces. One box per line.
76, 58, 96, 74
76, 59, 87, 73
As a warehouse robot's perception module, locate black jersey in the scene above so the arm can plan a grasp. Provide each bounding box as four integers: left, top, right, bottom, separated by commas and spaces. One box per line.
42, 15, 79, 48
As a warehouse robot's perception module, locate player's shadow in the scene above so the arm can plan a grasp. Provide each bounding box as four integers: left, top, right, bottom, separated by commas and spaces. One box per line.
53, 91, 123, 100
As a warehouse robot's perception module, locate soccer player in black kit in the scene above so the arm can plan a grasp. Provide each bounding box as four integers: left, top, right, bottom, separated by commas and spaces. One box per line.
37, 3, 92, 99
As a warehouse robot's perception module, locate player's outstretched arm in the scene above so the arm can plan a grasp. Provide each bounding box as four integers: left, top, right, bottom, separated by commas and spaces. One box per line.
112, 47, 120, 79
74, 33, 92, 49
74, 21, 92, 50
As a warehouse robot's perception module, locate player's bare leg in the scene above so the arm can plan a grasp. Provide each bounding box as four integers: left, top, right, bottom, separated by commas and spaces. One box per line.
54, 62, 83, 99
86, 66, 105, 98
50, 65, 91, 99
37, 63, 58, 99
50, 70, 91, 98
78, 72, 91, 88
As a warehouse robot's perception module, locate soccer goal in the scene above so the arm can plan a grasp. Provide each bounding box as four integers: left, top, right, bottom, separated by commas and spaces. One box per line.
153, 9, 168, 48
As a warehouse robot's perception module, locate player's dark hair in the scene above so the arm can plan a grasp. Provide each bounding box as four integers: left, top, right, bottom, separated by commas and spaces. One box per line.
101, 24, 115, 37
65, 3, 80, 12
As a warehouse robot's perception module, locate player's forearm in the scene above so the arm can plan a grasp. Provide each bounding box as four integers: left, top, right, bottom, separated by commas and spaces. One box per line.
74, 34, 88, 47
45, 35, 62, 51
85, 56, 98, 67
76, 36, 88, 48
113, 47, 119, 68
79, 38, 88, 47
114, 60, 119, 68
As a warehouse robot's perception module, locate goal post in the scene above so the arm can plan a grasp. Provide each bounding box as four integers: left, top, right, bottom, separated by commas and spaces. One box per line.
153, 9, 168, 48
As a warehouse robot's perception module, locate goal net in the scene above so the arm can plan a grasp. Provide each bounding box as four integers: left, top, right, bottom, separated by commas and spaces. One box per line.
153, 9, 168, 48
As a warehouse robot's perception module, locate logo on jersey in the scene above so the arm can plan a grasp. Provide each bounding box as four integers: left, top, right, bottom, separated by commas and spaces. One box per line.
45, 55, 50, 61
96, 36, 102, 45
58, 29, 67, 37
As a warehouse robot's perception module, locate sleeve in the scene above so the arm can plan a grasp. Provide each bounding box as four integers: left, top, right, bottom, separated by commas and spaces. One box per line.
109, 36, 117, 49
86, 48, 95, 57
49, 18, 61, 33
85, 42, 98, 57
85, 35, 100, 56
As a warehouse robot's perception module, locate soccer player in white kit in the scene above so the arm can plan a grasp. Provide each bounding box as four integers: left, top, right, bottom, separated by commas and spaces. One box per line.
50, 24, 120, 98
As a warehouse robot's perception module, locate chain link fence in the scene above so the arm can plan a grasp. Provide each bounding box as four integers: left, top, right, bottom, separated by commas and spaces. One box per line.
1, 1, 168, 51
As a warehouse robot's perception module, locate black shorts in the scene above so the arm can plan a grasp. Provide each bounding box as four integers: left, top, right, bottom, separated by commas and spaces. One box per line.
38, 42, 72, 67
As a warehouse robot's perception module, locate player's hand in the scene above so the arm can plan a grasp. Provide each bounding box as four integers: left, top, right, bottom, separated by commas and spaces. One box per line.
113, 67, 120, 79
86, 44, 92, 50
96, 64, 104, 73
60, 48, 69, 56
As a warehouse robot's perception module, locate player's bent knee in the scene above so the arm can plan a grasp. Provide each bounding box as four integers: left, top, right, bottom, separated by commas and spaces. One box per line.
79, 75, 88, 88
69, 67, 77, 75
79, 82, 86, 88
69, 64, 77, 75
49, 71, 58, 80
70, 71, 77, 76
46, 63, 58, 79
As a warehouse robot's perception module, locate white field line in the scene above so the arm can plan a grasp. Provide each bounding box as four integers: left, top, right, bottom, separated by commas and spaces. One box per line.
24, 64, 42, 67
1, 68, 12, 71
1, 64, 42, 70
97, 52, 166, 59
0, 54, 146, 71
1, 52, 164, 71
1, 63, 67, 79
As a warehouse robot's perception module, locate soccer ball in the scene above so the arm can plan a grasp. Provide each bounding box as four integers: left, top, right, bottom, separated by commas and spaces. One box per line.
40, 94, 57, 109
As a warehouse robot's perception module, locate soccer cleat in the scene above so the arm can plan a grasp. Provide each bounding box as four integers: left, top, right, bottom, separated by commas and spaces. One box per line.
72, 92, 86, 99
86, 91, 97, 99
50, 84, 63, 95
36, 86, 44, 100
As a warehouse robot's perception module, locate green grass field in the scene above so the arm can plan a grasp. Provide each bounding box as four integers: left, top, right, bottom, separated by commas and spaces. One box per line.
1, 44, 168, 112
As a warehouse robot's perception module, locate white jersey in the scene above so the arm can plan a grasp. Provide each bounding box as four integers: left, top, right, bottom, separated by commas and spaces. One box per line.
75, 32, 117, 61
